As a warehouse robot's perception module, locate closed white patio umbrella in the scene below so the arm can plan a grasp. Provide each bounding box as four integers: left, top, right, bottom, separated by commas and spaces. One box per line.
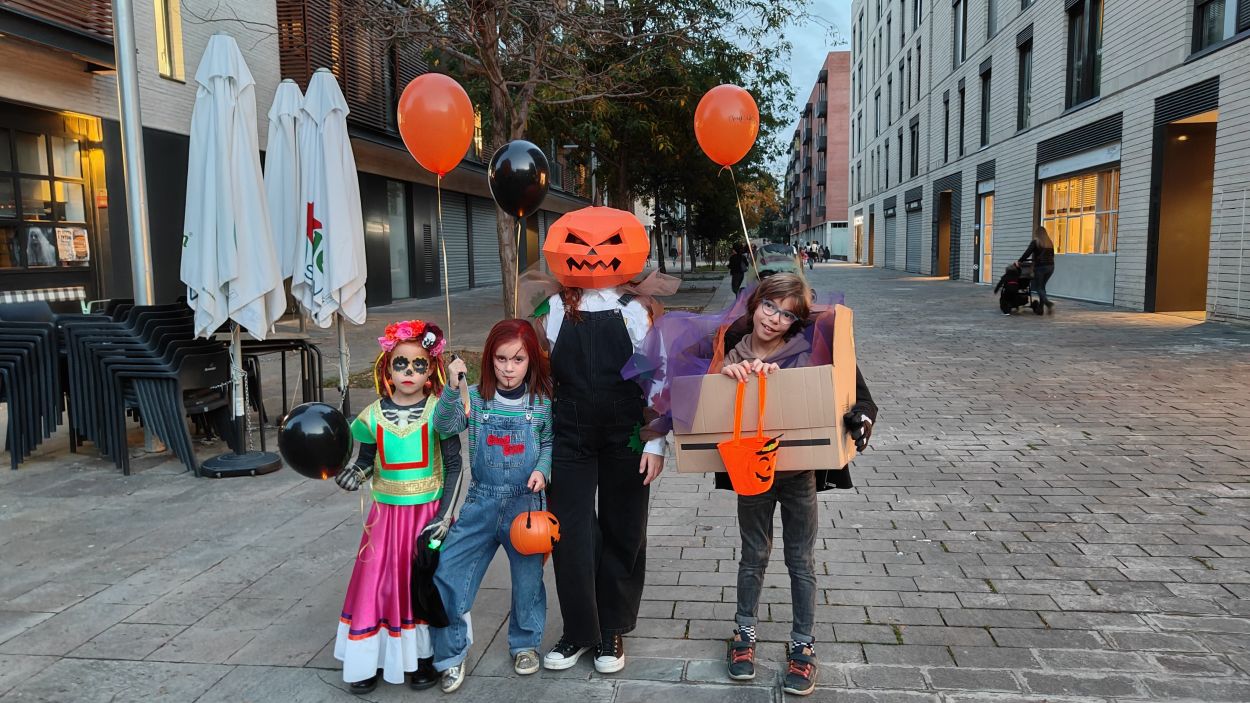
181, 32, 283, 477
265, 78, 305, 281
292, 68, 367, 411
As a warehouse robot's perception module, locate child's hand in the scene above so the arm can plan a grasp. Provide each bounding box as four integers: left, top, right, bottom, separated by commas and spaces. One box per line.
749, 359, 781, 377
721, 362, 751, 383
447, 357, 468, 389
527, 470, 547, 492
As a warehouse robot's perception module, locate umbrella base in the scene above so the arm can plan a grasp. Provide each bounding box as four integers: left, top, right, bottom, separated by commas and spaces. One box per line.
200, 451, 282, 479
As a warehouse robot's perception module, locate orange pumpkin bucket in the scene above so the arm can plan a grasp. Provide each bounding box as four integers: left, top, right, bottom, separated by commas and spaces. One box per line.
718, 375, 782, 496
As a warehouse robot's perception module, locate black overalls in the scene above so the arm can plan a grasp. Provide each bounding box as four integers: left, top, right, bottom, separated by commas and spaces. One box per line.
548, 300, 650, 647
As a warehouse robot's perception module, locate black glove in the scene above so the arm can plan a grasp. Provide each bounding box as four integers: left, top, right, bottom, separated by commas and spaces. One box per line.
335, 464, 371, 491
843, 411, 873, 452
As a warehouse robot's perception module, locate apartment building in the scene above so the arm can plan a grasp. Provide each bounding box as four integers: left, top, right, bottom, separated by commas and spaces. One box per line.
786, 52, 852, 258
848, 0, 1250, 319
0, 0, 587, 306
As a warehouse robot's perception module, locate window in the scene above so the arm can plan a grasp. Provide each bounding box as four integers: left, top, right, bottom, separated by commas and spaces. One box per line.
954, 0, 968, 66
885, 141, 890, 187
878, 28, 884, 73
877, 0, 882, 21
907, 54, 913, 108
154, 0, 185, 80
1017, 39, 1033, 130
0, 129, 90, 270
899, 64, 906, 114
887, 76, 893, 125
943, 94, 950, 163
916, 39, 922, 102
1022, 0, 1033, 8
1193, 0, 1247, 52
910, 121, 920, 177
958, 85, 966, 156
901, 1, 907, 41
1040, 168, 1120, 254
897, 129, 904, 181
851, 117, 856, 153
988, 0, 999, 37
858, 64, 864, 101
873, 38, 879, 76
1065, 0, 1103, 108
874, 90, 881, 135
914, 0, 923, 29
980, 69, 991, 148
887, 16, 893, 59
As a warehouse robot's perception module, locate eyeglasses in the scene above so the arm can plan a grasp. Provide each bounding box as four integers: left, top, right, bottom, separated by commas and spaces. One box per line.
391, 355, 429, 375
759, 299, 801, 325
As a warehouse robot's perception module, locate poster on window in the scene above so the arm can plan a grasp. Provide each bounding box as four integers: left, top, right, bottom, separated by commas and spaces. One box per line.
55, 226, 90, 264
25, 226, 57, 267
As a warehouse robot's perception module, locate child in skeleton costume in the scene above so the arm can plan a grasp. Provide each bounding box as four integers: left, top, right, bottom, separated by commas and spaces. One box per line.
519, 206, 676, 675
332, 320, 462, 695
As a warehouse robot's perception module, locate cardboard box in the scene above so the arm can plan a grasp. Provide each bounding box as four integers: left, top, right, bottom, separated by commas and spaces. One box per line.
671, 304, 857, 473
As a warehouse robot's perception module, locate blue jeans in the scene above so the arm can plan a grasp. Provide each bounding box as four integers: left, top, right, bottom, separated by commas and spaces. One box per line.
432, 483, 546, 670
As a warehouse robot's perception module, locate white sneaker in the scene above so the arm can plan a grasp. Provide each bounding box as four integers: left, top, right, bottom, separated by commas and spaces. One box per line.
440, 664, 465, 693
543, 638, 590, 670
593, 633, 625, 674
514, 649, 540, 675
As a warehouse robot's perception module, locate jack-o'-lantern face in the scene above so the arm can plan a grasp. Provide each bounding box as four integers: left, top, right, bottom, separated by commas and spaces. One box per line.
543, 206, 649, 288
719, 433, 782, 496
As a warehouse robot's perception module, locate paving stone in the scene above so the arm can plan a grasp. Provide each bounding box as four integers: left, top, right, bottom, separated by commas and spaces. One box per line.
68, 623, 185, 661
615, 680, 772, 702
1032, 648, 1153, 671
862, 645, 954, 667
0, 658, 230, 702
896, 625, 993, 646
1142, 676, 1250, 702
927, 667, 1022, 691
1020, 671, 1142, 698
1103, 630, 1209, 652
0, 602, 137, 657
1152, 653, 1237, 675
990, 628, 1107, 650
0, 612, 53, 649
0, 654, 58, 697
843, 664, 928, 690
949, 646, 1041, 670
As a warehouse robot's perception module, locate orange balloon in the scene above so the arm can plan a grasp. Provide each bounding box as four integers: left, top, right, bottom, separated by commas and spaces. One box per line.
694, 85, 760, 167
398, 74, 474, 176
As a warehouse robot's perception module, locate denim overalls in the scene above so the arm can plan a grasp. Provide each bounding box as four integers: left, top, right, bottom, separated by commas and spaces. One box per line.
431, 393, 547, 671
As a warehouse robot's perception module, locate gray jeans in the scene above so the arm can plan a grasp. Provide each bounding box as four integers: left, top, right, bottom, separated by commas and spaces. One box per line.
735, 470, 818, 643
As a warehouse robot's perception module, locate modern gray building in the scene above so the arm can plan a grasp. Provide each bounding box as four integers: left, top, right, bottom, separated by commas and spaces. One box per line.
848, 0, 1250, 320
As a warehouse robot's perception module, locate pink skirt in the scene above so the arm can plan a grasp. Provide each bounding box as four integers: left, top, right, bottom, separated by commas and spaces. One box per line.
334, 501, 439, 684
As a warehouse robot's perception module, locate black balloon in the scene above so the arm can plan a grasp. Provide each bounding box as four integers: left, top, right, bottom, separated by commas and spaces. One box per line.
278, 402, 354, 480
487, 140, 551, 218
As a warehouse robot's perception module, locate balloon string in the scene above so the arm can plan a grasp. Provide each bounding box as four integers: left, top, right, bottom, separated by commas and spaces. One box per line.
727, 167, 761, 281
514, 217, 523, 317
438, 175, 452, 345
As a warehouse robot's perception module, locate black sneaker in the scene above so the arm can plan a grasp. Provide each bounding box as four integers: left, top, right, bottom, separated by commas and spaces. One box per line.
349, 671, 379, 695
783, 643, 818, 696
593, 633, 625, 673
409, 656, 437, 690
543, 637, 591, 670
727, 630, 756, 681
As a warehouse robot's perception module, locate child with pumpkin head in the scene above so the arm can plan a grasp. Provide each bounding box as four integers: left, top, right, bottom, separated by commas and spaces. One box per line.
332, 320, 463, 695
429, 318, 555, 692
528, 206, 673, 675
714, 274, 878, 696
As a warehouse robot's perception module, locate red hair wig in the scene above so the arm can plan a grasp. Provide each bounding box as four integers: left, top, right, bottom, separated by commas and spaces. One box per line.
478, 318, 553, 401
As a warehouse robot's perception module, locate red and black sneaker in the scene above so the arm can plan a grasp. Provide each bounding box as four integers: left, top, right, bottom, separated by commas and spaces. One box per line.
783, 643, 818, 696
727, 630, 756, 681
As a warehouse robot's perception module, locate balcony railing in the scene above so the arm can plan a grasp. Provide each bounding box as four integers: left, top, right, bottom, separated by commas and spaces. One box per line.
1, 0, 115, 67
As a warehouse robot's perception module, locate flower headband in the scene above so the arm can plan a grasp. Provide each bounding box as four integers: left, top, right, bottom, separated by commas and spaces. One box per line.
377, 319, 446, 357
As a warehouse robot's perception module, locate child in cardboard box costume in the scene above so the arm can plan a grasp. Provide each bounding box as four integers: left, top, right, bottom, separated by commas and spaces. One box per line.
521, 206, 677, 675
623, 273, 877, 696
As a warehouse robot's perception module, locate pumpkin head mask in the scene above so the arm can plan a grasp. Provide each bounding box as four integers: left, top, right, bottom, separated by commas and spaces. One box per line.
543, 206, 649, 289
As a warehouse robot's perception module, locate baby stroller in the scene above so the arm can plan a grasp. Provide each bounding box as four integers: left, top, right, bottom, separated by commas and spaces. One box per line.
994, 262, 1043, 315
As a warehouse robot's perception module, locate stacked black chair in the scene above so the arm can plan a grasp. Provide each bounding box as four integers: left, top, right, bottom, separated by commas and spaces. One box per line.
0, 302, 62, 470
59, 303, 240, 475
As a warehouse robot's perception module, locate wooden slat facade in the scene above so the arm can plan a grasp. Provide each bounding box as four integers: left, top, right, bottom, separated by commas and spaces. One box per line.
0, 0, 113, 42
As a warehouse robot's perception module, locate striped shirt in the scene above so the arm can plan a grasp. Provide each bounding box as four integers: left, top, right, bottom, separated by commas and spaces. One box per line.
432, 384, 554, 480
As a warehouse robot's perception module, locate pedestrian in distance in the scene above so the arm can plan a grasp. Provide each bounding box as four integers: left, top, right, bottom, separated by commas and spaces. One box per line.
430, 319, 555, 693
1018, 226, 1056, 314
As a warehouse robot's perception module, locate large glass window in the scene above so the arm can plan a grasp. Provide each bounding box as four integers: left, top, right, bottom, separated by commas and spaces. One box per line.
980, 69, 991, 148
0, 127, 90, 270
988, 0, 999, 36
1040, 168, 1119, 254
1018, 39, 1033, 130
154, 0, 185, 80
1065, 0, 1103, 108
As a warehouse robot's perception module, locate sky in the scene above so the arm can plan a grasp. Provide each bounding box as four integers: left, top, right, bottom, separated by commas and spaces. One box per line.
767, 0, 853, 176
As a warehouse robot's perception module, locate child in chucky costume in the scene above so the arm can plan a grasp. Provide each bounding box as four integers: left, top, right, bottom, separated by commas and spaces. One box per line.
429, 319, 555, 692
332, 320, 462, 694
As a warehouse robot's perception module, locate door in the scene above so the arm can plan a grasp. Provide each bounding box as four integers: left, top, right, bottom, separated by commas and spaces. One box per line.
440, 191, 471, 292
883, 215, 896, 269
936, 192, 952, 277
975, 192, 994, 283
471, 197, 502, 287
1152, 113, 1216, 316
905, 208, 922, 273
868, 213, 876, 266
386, 180, 411, 299
853, 222, 863, 263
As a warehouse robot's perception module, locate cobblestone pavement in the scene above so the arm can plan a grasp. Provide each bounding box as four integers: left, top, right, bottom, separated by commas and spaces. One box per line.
3, 263, 1250, 701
